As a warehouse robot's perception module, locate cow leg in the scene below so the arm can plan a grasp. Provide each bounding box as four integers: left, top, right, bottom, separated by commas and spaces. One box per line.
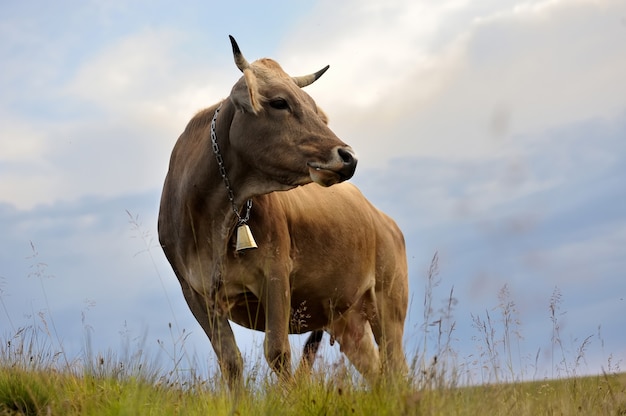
180, 279, 243, 387
328, 296, 381, 383
262, 272, 292, 379
294, 330, 323, 379
295, 330, 324, 375
371, 287, 408, 377
371, 309, 407, 377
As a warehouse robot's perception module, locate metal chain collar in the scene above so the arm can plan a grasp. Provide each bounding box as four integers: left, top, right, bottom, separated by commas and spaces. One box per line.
210, 103, 252, 226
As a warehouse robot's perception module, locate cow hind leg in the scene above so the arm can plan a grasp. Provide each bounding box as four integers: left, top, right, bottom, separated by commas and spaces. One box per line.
371, 290, 408, 377
328, 304, 380, 383
296, 330, 324, 375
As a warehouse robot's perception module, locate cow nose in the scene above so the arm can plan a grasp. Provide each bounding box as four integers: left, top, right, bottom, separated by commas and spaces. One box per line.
337, 147, 357, 179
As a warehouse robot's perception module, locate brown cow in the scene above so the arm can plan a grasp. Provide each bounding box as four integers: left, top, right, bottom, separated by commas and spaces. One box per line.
158, 36, 408, 387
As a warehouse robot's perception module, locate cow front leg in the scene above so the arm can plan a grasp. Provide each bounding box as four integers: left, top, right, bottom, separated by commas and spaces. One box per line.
262, 273, 292, 379
208, 313, 244, 387
180, 280, 243, 388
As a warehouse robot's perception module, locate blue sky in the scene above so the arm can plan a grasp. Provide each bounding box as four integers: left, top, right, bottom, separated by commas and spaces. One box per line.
1, 0, 625, 382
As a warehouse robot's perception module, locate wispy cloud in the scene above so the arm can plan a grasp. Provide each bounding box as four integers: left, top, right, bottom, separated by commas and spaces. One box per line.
279, 0, 626, 165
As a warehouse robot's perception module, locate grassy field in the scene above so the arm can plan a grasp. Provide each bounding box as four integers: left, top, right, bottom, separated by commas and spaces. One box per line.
1, 357, 625, 415
2, 253, 625, 415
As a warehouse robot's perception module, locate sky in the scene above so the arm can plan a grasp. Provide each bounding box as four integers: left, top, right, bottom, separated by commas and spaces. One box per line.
1, 0, 625, 383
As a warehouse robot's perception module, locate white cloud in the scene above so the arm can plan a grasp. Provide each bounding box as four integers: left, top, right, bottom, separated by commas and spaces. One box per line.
65, 28, 232, 123
3, 0, 623, 209
280, 0, 472, 108
278, 0, 626, 166
0, 117, 48, 162
2, 0, 623, 205
0, 25, 235, 209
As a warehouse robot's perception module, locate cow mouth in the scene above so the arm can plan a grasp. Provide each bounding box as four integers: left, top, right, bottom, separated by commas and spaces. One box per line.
306, 147, 357, 187
307, 164, 349, 187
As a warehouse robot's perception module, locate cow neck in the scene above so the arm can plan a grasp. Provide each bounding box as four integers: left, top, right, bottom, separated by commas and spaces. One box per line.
210, 103, 258, 251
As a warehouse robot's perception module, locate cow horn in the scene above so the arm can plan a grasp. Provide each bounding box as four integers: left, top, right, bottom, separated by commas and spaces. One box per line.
292, 65, 330, 88
229, 35, 250, 72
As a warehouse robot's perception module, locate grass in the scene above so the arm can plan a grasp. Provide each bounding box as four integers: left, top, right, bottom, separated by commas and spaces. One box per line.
1, 245, 625, 415
1, 355, 625, 415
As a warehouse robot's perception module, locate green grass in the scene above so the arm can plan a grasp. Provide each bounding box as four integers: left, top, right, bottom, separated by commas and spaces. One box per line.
1, 361, 625, 415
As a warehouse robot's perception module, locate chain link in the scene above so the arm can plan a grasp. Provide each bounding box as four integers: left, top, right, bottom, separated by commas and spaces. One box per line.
210, 104, 252, 226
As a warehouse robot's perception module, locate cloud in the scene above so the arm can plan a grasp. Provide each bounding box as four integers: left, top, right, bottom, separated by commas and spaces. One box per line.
279, 0, 626, 166
1, 26, 227, 209
3, 0, 625, 208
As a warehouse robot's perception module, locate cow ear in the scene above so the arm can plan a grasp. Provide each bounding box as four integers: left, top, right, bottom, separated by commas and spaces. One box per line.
243, 69, 263, 114
231, 69, 263, 114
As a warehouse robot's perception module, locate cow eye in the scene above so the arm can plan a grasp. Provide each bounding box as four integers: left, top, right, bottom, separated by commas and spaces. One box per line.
269, 98, 289, 110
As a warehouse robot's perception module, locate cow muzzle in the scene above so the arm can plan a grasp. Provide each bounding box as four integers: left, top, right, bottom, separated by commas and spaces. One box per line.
308, 146, 358, 187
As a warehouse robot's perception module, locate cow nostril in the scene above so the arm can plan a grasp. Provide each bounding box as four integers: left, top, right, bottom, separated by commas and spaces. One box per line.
335, 147, 357, 180
337, 147, 356, 166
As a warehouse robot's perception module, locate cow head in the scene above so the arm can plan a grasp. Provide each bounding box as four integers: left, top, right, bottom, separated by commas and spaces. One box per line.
226, 36, 357, 189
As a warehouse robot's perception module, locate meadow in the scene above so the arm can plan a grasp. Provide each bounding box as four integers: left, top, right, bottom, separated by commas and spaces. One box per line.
1, 252, 625, 415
